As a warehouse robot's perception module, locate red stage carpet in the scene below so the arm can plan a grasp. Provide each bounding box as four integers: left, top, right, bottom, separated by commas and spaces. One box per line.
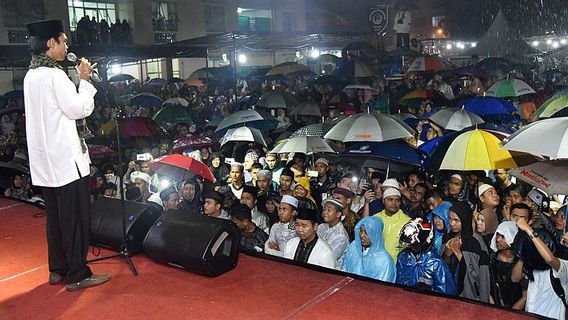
0, 198, 537, 320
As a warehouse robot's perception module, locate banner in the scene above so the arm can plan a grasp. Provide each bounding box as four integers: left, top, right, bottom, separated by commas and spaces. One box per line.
369, 5, 389, 35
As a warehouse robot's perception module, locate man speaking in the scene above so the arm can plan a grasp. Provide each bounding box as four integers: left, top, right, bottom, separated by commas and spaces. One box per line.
24, 19, 110, 291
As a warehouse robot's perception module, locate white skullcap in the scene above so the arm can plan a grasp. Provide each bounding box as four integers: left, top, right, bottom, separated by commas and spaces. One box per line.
281, 195, 298, 209
382, 178, 400, 189
131, 171, 151, 184
478, 183, 495, 197
383, 188, 401, 199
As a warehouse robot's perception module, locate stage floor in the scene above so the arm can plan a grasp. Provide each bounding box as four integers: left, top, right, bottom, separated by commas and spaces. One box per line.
0, 198, 536, 320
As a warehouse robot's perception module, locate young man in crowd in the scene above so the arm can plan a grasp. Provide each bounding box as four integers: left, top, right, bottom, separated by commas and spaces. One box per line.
240, 185, 269, 234
310, 158, 335, 207
229, 162, 245, 199
284, 207, 336, 269
203, 190, 230, 220
278, 168, 294, 197
332, 187, 360, 242
477, 183, 501, 235
317, 198, 350, 269
160, 186, 179, 212
231, 203, 269, 253
264, 152, 283, 186
265, 195, 298, 257
374, 188, 411, 263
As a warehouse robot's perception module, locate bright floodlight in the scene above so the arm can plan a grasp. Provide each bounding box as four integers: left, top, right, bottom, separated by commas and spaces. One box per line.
310, 49, 320, 59
446, 44, 452, 50
111, 64, 122, 74
562, 39, 567, 45
237, 7, 243, 14
532, 41, 539, 46
547, 39, 553, 45
553, 42, 559, 48
238, 53, 247, 64
471, 42, 477, 47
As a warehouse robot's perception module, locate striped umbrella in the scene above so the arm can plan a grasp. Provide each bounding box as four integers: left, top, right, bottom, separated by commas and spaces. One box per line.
426, 129, 536, 170
399, 89, 448, 109
486, 79, 535, 98
501, 117, 568, 159
534, 95, 568, 119
277, 136, 336, 155
406, 55, 455, 73
324, 113, 415, 143
290, 123, 336, 138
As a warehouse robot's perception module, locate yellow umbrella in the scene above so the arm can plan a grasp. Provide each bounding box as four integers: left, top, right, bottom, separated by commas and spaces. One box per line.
99, 119, 115, 135
435, 129, 535, 170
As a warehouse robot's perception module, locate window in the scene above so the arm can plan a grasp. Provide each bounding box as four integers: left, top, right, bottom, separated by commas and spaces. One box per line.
432, 16, 445, 27
172, 58, 181, 78
7, 30, 30, 43
205, 4, 225, 34
236, 9, 272, 32
67, 0, 116, 31
145, 59, 163, 79
152, 2, 177, 32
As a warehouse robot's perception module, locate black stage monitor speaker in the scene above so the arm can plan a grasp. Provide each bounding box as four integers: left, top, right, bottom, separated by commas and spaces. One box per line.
90, 198, 162, 254
143, 211, 241, 277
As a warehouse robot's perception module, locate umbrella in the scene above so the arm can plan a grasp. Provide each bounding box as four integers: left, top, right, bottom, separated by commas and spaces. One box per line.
392, 113, 418, 122
289, 101, 322, 117
551, 108, 568, 118
150, 154, 215, 182
486, 79, 535, 98
311, 75, 344, 92
428, 107, 485, 131
2, 90, 24, 99
509, 160, 568, 195
162, 97, 190, 107
399, 89, 449, 109
501, 117, 568, 158
324, 113, 415, 143
87, 144, 115, 160
406, 55, 455, 73
185, 79, 206, 87
256, 91, 298, 109
269, 139, 288, 154
426, 129, 537, 171
265, 62, 314, 77
277, 136, 335, 154
130, 93, 163, 108
534, 96, 568, 119
334, 61, 375, 79
219, 126, 267, 147
290, 123, 335, 138
172, 135, 215, 152
108, 74, 135, 82
0, 161, 29, 175
215, 109, 279, 135
455, 96, 516, 116
452, 66, 486, 79
342, 140, 427, 167
319, 54, 340, 65
152, 104, 194, 124
147, 78, 168, 86
342, 85, 379, 97
476, 58, 513, 73
100, 117, 165, 137
189, 68, 216, 79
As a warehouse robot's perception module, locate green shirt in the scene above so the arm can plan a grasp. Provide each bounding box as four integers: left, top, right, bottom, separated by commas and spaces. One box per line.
374, 209, 410, 263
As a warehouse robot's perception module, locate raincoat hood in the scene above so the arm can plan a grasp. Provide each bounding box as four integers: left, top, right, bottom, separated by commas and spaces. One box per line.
490, 221, 518, 252
295, 176, 316, 204
431, 202, 452, 233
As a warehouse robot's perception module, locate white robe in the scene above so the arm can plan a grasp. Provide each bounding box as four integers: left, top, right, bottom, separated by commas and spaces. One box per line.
283, 237, 336, 269
24, 67, 96, 187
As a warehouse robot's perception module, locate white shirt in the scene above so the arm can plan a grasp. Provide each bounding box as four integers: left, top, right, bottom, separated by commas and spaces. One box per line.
230, 184, 244, 199
526, 259, 568, 319
264, 221, 297, 257
252, 207, 269, 234
317, 222, 349, 269
283, 237, 336, 269
24, 67, 96, 187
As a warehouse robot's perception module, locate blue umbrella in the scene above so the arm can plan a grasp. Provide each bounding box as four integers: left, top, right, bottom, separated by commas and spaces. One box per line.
455, 96, 516, 116
2, 90, 24, 99
343, 140, 427, 167
419, 130, 462, 156
130, 93, 163, 108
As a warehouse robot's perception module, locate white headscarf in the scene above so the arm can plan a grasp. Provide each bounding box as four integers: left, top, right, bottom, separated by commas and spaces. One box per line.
490, 221, 519, 252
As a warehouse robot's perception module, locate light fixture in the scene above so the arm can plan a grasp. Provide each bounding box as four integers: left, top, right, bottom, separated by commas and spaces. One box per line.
310, 49, 320, 59
238, 53, 247, 64
547, 39, 553, 45
237, 7, 243, 14
471, 42, 477, 47
446, 44, 452, 50
532, 40, 539, 46
553, 41, 559, 48
562, 39, 567, 45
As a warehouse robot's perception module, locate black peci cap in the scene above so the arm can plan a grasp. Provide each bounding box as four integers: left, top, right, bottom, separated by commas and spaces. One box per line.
26, 20, 65, 40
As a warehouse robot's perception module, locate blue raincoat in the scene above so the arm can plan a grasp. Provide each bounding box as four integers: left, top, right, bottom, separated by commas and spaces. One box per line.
342, 216, 396, 282
396, 248, 457, 295
427, 202, 452, 256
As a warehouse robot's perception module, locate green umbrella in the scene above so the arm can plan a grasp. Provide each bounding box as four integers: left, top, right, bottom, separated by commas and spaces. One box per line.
534, 95, 568, 119
486, 79, 535, 98
152, 104, 194, 124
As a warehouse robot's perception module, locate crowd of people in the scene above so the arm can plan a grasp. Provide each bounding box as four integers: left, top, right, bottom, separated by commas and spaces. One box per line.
74, 16, 132, 46
2, 45, 568, 318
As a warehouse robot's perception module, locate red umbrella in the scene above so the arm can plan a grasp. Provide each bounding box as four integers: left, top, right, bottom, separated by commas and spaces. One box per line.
172, 134, 215, 152
149, 154, 215, 182
101, 117, 165, 137
87, 144, 115, 160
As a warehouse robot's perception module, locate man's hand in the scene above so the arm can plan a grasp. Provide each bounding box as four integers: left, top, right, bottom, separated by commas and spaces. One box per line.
76, 57, 96, 81
268, 241, 279, 250
517, 218, 533, 234
364, 189, 375, 204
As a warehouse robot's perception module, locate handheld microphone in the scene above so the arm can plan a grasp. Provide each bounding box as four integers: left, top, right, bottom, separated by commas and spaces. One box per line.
67, 53, 100, 82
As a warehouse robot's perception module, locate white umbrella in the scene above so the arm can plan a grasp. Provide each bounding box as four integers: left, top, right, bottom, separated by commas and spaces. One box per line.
215, 109, 278, 134
162, 97, 189, 107
289, 101, 322, 117
428, 107, 485, 131
219, 126, 267, 147
256, 91, 298, 109
501, 117, 568, 158
269, 139, 288, 154
278, 136, 336, 154
392, 112, 418, 122
324, 113, 415, 143
510, 160, 568, 195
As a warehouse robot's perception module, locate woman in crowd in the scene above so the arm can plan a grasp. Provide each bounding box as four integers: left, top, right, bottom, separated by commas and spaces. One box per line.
4, 173, 31, 201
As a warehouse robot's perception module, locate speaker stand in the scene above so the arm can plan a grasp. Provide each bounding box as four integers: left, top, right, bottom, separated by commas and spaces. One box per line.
86, 66, 138, 277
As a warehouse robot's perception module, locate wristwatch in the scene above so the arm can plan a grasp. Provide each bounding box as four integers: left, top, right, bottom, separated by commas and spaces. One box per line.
529, 231, 539, 240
